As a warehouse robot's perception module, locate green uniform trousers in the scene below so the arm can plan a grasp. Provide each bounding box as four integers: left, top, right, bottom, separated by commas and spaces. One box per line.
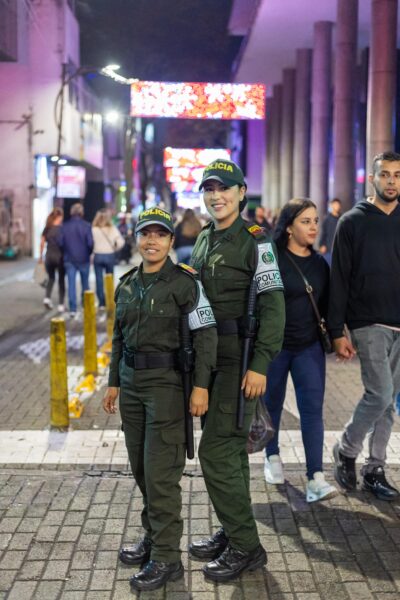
119, 362, 186, 563
198, 363, 259, 552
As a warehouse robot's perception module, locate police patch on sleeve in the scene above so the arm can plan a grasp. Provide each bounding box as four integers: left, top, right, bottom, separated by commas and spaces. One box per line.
254, 243, 284, 294
188, 281, 216, 330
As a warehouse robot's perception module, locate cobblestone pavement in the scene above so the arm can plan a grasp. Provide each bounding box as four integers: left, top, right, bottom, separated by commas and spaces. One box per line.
1, 260, 400, 599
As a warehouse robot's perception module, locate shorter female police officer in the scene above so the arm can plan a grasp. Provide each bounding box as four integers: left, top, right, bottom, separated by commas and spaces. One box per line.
103, 208, 217, 592
189, 159, 285, 582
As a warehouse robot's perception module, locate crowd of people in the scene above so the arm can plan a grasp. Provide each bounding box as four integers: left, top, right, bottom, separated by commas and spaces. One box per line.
40, 151, 400, 592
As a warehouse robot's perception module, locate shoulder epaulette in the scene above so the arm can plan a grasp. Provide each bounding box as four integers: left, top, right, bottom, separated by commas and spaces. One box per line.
118, 266, 138, 281
177, 263, 198, 277
202, 221, 213, 230
246, 223, 268, 240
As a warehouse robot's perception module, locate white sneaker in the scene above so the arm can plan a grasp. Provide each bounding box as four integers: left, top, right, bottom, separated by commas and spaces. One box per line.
57, 304, 65, 313
306, 472, 338, 503
43, 298, 53, 310
264, 455, 284, 484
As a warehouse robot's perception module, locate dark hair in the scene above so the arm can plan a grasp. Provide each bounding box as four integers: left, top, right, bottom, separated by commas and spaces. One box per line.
273, 198, 316, 249
45, 207, 63, 229
330, 197, 341, 204
372, 151, 400, 175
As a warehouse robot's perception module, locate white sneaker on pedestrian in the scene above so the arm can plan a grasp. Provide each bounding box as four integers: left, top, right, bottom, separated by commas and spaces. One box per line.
264, 455, 284, 484
306, 472, 338, 503
69, 311, 76, 319
43, 298, 53, 310
57, 304, 65, 313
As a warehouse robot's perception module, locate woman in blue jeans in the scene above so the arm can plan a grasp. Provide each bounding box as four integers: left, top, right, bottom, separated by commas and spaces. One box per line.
92, 210, 125, 308
263, 198, 338, 502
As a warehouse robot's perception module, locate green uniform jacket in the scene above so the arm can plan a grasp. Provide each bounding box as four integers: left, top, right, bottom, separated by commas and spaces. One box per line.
108, 257, 217, 388
190, 216, 285, 374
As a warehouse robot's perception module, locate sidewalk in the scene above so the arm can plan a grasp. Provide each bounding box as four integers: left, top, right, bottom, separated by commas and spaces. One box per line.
1, 262, 400, 599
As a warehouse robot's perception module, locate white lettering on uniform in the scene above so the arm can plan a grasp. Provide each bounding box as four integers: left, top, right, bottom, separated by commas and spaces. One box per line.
254, 243, 284, 294
188, 281, 216, 330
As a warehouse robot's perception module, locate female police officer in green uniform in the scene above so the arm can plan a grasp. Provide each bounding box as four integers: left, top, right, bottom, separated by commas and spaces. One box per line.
103, 208, 217, 592
189, 159, 285, 582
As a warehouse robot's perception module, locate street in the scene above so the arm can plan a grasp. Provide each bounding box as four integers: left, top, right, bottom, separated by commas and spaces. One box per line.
0, 259, 400, 599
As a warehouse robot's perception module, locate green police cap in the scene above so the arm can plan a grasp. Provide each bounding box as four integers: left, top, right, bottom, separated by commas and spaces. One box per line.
199, 158, 247, 190
135, 207, 174, 235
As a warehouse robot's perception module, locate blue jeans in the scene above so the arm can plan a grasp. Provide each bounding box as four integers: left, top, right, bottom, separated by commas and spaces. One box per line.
65, 261, 90, 312
263, 341, 326, 479
94, 253, 115, 307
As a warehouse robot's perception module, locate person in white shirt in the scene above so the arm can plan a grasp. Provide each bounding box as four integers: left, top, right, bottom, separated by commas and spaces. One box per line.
92, 210, 125, 308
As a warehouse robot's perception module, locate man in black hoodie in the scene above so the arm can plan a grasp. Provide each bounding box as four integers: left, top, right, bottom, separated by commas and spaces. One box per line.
329, 151, 400, 501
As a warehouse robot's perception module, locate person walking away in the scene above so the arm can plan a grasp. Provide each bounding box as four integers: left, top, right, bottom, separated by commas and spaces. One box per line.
39, 207, 65, 312
103, 208, 217, 592
263, 198, 337, 502
330, 151, 400, 501
59, 202, 93, 318
92, 209, 125, 309
174, 208, 202, 263
189, 158, 285, 582
318, 198, 342, 265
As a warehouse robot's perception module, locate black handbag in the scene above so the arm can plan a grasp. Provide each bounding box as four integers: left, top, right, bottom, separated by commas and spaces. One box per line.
285, 251, 333, 354
246, 396, 275, 454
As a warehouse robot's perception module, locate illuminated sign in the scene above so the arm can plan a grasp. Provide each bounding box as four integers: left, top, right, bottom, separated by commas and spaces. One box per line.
163, 148, 231, 192
131, 81, 265, 120
57, 166, 86, 199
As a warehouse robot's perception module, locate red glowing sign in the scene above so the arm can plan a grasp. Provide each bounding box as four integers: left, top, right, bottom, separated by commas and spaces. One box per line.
163, 148, 231, 192
131, 81, 265, 120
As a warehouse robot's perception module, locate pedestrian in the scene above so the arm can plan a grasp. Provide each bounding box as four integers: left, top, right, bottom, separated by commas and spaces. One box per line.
174, 208, 202, 263
92, 209, 125, 309
330, 151, 400, 501
254, 205, 273, 233
189, 158, 285, 582
318, 197, 342, 265
102, 207, 217, 592
39, 207, 65, 312
263, 198, 337, 502
59, 202, 93, 318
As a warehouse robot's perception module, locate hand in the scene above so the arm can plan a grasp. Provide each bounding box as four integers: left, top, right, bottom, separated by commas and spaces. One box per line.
333, 336, 356, 361
241, 370, 267, 400
190, 386, 209, 416
103, 387, 119, 414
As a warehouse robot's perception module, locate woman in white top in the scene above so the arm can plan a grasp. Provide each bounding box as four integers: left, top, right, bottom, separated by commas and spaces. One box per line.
92, 210, 125, 308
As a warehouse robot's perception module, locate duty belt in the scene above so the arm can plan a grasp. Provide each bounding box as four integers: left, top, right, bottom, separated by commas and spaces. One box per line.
216, 318, 243, 336
123, 349, 178, 370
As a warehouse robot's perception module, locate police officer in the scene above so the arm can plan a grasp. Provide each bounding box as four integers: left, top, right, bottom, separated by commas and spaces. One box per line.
103, 208, 217, 592
189, 159, 285, 582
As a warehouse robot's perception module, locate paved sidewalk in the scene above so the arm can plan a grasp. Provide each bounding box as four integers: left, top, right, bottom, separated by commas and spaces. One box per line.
1, 261, 400, 599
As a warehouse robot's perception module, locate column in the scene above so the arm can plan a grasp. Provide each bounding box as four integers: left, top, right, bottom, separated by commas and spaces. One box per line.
333, 0, 358, 212
280, 68, 295, 205
263, 97, 273, 205
366, 0, 398, 175
269, 84, 282, 211
310, 21, 333, 215
293, 49, 312, 197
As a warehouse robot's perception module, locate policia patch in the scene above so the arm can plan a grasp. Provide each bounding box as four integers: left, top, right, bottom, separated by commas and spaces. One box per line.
178, 263, 216, 330
254, 242, 283, 293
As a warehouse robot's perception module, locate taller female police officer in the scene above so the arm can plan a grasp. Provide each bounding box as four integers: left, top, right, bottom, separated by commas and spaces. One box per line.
189, 159, 285, 582
103, 208, 217, 592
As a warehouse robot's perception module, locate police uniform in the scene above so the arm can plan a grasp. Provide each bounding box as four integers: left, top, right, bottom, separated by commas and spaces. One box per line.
190, 214, 285, 564
108, 217, 217, 588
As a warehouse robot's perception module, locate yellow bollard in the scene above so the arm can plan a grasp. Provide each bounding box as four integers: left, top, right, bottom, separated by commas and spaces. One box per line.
83, 290, 98, 375
103, 272, 115, 353
50, 318, 69, 429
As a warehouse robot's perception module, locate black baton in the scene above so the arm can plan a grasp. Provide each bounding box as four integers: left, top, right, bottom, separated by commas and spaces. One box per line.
237, 278, 258, 429
180, 314, 195, 459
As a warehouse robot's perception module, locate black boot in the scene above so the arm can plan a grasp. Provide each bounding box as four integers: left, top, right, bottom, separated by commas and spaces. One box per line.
363, 467, 400, 501
118, 537, 152, 565
189, 528, 228, 560
333, 442, 357, 491
129, 560, 184, 591
203, 543, 267, 582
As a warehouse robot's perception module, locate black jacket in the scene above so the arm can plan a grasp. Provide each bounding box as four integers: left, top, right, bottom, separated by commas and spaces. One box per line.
328, 199, 400, 337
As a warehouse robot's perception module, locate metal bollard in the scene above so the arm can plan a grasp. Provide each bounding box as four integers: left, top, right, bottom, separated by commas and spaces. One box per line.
83, 290, 98, 375
104, 272, 115, 345
50, 318, 69, 428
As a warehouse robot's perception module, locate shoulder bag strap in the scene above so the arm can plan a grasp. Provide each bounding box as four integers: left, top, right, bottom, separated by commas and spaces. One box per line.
284, 250, 323, 324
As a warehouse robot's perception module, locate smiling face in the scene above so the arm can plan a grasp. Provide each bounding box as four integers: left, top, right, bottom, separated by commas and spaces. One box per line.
202, 180, 246, 230
136, 224, 174, 272
369, 160, 400, 205
287, 207, 319, 250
